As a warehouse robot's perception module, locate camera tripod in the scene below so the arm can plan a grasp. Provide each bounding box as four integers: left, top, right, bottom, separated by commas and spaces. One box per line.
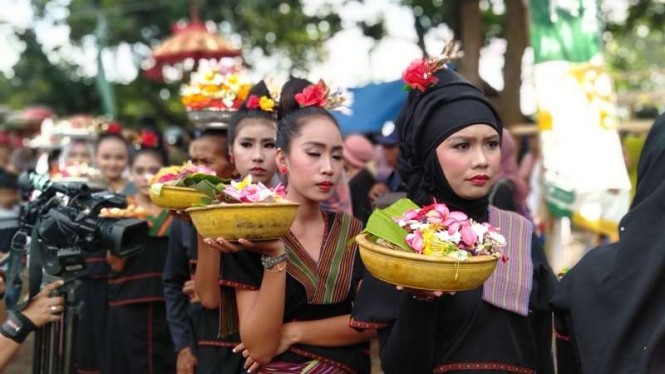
32, 274, 82, 374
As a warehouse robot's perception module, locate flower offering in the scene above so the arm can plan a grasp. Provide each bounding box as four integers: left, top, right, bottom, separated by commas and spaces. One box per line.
150, 161, 217, 186
396, 202, 507, 262
180, 63, 252, 111
356, 198, 506, 291
222, 175, 287, 203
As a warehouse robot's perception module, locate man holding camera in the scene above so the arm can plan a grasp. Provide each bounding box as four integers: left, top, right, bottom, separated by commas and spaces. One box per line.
0, 280, 65, 370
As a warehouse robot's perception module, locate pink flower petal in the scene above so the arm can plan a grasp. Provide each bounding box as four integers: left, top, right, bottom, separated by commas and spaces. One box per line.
403, 209, 418, 221
434, 203, 449, 217
447, 221, 461, 235
460, 225, 478, 246
406, 231, 424, 254
448, 211, 468, 221
425, 210, 443, 224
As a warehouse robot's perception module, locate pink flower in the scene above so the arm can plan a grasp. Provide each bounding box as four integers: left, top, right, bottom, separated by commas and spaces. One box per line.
158, 174, 179, 183
402, 209, 419, 221
273, 184, 287, 197
425, 210, 443, 224
482, 222, 500, 233
406, 231, 424, 254
460, 223, 478, 247
434, 203, 449, 217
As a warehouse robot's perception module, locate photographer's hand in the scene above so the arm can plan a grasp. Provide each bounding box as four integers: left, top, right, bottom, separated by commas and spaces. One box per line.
0, 280, 64, 371
22, 280, 65, 327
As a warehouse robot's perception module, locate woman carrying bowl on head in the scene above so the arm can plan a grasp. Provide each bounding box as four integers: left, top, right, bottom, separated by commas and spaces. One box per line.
105, 146, 176, 374
191, 81, 279, 374
204, 78, 376, 374
349, 50, 556, 374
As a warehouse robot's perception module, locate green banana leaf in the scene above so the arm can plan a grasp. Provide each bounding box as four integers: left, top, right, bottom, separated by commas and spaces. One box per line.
178, 173, 229, 188
364, 198, 419, 252
191, 179, 219, 198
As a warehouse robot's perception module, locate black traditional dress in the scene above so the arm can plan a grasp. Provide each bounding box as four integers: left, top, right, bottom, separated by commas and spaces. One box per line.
163, 220, 202, 365
222, 212, 370, 374
552, 113, 665, 374
351, 207, 555, 374
105, 210, 176, 374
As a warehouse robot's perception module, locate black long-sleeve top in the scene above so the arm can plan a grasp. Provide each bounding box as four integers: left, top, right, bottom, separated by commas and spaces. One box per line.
351, 233, 555, 374
162, 219, 201, 353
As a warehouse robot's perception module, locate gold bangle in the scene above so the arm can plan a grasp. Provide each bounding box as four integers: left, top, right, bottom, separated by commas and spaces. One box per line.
264, 261, 287, 273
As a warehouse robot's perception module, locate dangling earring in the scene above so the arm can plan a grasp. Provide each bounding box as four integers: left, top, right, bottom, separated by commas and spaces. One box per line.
279, 165, 287, 175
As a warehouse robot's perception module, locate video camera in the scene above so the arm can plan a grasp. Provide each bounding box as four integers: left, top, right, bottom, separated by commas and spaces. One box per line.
13, 172, 148, 276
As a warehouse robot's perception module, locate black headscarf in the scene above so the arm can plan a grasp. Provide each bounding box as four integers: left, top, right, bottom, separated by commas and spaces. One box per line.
396, 68, 502, 221
553, 113, 665, 373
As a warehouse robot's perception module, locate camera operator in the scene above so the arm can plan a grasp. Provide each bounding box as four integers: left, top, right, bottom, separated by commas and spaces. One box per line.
0, 280, 64, 371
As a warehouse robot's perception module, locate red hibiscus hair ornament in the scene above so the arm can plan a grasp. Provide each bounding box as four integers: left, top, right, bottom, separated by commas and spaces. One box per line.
106, 122, 123, 135
140, 130, 160, 148
246, 95, 261, 110
294, 79, 348, 112
402, 40, 464, 92
295, 80, 328, 107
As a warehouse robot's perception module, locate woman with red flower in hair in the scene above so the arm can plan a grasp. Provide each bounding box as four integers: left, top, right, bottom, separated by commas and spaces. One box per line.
205, 77, 376, 373
350, 45, 556, 374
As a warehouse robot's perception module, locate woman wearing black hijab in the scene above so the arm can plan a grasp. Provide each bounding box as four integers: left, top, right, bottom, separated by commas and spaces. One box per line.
350, 62, 556, 373
552, 113, 665, 374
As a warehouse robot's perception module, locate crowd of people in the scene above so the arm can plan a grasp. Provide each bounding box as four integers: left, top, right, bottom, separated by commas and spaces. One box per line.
0, 52, 662, 374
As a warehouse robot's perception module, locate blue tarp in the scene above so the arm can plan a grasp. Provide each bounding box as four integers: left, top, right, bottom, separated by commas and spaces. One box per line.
333, 80, 408, 135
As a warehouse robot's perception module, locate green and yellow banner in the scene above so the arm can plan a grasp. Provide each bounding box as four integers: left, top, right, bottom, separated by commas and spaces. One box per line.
528, 0, 631, 240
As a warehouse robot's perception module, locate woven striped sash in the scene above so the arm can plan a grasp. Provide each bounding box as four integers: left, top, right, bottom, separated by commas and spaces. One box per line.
482, 206, 533, 316
286, 213, 362, 305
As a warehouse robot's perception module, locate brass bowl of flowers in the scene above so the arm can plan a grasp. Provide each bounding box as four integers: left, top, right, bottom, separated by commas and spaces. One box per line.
186, 202, 299, 241
149, 185, 206, 210
355, 233, 499, 291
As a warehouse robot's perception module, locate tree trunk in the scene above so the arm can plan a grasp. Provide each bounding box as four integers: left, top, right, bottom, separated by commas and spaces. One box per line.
457, 0, 483, 88
500, 0, 528, 127
414, 16, 427, 57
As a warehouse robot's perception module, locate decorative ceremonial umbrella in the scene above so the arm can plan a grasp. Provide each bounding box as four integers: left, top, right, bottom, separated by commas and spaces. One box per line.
145, 2, 241, 81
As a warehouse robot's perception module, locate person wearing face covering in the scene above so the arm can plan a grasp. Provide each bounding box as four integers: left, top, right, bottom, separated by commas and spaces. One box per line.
350, 58, 556, 373
552, 113, 665, 374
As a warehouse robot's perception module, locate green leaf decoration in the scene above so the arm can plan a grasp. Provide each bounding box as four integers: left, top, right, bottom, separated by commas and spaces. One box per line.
364, 198, 419, 252
199, 196, 214, 205
178, 173, 229, 188
191, 180, 219, 198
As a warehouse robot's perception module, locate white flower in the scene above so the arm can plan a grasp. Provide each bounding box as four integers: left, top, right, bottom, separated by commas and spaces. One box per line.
436, 230, 461, 244
488, 231, 507, 246
471, 223, 488, 239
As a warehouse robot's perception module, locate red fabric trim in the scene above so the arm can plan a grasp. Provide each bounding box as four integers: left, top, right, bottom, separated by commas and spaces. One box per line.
554, 328, 571, 342
148, 304, 154, 374
109, 297, 165, 307
85, 258, 107, 263
289, 347, 357, 374
108, 272, 163, 284
219, 279, 259, 290
434, 363, 536, 373
197, 340, 238, 348
349, 319, 386, 330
